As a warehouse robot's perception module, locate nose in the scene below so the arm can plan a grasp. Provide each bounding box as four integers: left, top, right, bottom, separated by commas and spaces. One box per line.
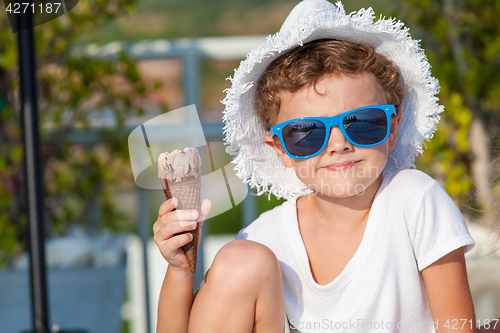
325, 126, 353, 154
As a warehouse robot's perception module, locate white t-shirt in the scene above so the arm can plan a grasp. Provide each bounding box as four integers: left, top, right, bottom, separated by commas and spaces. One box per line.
236, 169, 475, 333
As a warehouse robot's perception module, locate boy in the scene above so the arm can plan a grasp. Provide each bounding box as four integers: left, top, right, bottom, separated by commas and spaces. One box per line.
153, 0, 476, 332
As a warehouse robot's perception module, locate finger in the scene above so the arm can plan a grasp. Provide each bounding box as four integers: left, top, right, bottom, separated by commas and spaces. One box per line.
158, 233, 193, 264
165, 232, 194, 253
154, 219, 193, 237
153, 218, 161, 234
154, 210, 199, 234
167, 209, 200, 222
159, 197, 178, 216
198, 199, 212, 225
154, 221, 197, 243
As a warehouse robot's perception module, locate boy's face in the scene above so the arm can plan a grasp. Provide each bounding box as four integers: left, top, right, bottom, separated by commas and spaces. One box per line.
263, 73, 403, 199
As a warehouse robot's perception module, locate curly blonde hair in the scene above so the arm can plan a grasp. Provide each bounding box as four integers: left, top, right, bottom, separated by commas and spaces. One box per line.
256, 39, 407, 129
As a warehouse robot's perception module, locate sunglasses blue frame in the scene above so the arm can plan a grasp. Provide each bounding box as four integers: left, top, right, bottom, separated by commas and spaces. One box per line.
269, 104, 396, 159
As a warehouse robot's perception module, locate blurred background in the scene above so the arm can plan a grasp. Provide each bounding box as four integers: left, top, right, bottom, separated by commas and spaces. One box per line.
0, 0, 499, 332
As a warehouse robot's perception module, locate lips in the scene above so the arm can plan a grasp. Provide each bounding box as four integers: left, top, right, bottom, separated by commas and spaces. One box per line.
323, 160, 361, 171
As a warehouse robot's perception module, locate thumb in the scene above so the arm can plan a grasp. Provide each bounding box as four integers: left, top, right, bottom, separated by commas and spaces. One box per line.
198, 199, 212, 224
159, 197, 178, 216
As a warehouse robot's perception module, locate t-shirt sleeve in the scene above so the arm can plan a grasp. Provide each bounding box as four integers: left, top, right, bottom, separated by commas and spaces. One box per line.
235, 228, 247, 240
407, 179, 475, 271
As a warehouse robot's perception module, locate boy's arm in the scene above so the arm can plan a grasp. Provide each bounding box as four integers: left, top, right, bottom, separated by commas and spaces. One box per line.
157, 265, 194, 333
422, 248, 476, 332
154, 198, 211, 333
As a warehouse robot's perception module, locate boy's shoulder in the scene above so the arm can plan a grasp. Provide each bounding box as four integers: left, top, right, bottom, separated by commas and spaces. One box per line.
385, 168, 439, 190
382, 169, 447, 205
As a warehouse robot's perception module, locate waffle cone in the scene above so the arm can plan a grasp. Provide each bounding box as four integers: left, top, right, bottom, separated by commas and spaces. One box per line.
160, 175, 201, 274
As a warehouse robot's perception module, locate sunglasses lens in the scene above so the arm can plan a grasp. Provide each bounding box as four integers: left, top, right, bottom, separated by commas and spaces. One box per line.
282, 120, 326, 156
343, 108, 388, 145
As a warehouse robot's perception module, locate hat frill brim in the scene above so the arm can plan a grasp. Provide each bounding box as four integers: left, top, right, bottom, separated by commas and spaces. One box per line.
222, 0, 443, 200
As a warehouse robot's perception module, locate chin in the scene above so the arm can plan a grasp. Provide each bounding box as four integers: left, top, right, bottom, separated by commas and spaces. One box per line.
307, 179, 369, 198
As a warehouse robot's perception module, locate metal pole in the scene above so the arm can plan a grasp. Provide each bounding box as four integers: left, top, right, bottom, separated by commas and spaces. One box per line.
17, 7, 50, 333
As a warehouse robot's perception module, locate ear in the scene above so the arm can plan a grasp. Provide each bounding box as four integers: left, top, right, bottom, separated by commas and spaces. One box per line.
388, 110, 403, 150
263, 134, 294, 168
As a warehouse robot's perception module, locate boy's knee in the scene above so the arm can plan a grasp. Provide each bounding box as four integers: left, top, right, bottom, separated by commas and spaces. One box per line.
207, 239, 280, 288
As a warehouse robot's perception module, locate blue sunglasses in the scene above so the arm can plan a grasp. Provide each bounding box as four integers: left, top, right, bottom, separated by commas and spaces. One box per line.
270, 104, 396, 159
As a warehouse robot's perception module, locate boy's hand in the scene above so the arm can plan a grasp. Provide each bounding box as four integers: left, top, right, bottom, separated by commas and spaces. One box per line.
153, 197, 212, 273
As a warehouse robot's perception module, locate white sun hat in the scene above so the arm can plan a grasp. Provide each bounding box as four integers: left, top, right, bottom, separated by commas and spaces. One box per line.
222, 0, 443, 200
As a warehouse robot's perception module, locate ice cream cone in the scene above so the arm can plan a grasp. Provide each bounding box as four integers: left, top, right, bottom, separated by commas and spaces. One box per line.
158, 148, 202, 274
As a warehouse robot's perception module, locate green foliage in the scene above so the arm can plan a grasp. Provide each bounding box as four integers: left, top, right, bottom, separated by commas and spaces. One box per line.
419, 92, 472, 201
0, 0, 163, 265
398, 0, 500, 216
77, 0, 397, 44
206, 201, 243, 235
206, 192, 285, 235
76, 0, 301, 42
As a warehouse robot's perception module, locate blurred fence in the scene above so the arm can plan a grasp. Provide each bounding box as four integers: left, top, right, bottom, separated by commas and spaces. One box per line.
72, 36, 267, 333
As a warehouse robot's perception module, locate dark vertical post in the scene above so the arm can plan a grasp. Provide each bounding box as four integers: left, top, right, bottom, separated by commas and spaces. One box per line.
17, 6, 50, 333
138, 188, 152, 333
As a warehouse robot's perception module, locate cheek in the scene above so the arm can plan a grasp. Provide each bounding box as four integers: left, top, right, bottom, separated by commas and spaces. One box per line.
367, 145, 390, 168
290, 159, 319, 179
